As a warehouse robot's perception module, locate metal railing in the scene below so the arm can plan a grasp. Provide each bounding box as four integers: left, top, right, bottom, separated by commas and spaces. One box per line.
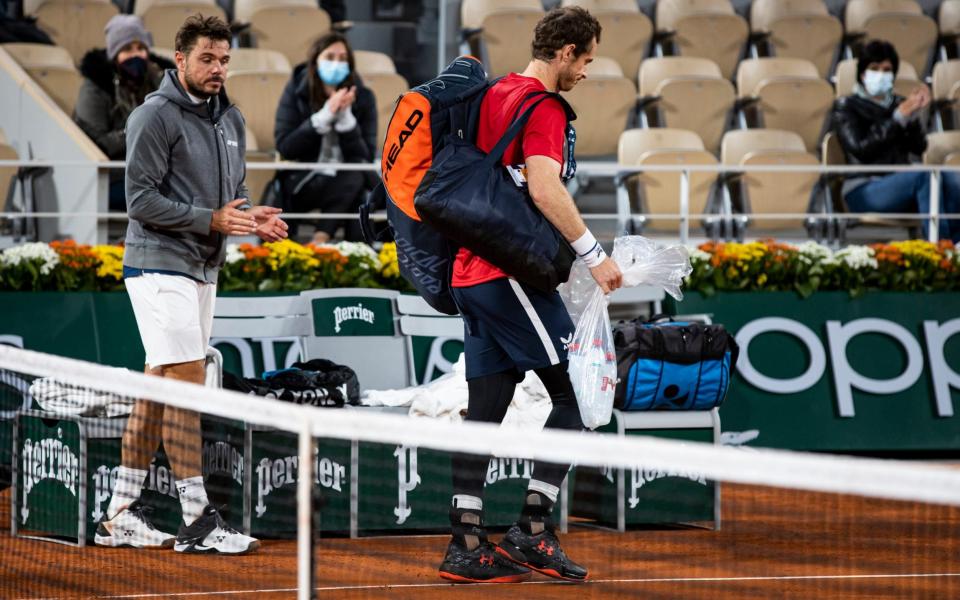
1, 158, 958, 245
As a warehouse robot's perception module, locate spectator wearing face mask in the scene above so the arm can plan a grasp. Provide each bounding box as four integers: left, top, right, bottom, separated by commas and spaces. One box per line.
75, 15, 174, 212
832, 40, 960, 242
274, 32, 376, 244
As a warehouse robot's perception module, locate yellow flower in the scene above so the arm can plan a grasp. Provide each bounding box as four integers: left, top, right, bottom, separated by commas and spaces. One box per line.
757, 273, 767, 286
91, 245, 124, 280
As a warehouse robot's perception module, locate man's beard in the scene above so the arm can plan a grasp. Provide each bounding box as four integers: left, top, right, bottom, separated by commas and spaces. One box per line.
184, 70, 220, 99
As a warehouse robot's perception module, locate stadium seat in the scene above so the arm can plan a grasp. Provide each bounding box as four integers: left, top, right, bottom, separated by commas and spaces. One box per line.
923, 131, 960, 164
360, 73, 408, 153
749, 0, 842, 78
460, 0, 543, 78
561, 0, 652, 83
560, 57, 637, 157
228, 47, 291, 74
638, 56, 735, 154
721, 129, 821, 232
617, 128, 718, 231
2, 43, 82, 115
133, 0, 218, 16
654, 0, 749, 80
932, 59, 960, 128
225, 70, 288, 154
239, 2, 331, 67
845, 0, 937, 75
736, 58, 834, 152
142, 2, 228, 51
0, 129, 18, 214
940, 0, 960, 59
354, 50, 398, 76
32, 0, 119, 65
243, 128, 279, 204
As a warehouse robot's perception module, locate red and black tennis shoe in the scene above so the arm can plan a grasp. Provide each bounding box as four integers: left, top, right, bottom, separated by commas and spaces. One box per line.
438, 539, 532, 583
496, 524, 589, 582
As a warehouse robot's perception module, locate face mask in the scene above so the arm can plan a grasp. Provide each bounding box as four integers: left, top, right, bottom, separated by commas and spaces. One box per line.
317, 59, 350, 86
118, 56, 147, 83
862, 69, 894, 97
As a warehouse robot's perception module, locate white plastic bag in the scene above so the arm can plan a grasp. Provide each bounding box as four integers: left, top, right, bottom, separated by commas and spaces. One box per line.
565, 235, 693, 429
567, 287, 617, 430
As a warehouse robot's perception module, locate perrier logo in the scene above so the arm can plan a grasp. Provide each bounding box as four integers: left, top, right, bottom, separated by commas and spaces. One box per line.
21, 428, 80, 523
333, 303, 375, 333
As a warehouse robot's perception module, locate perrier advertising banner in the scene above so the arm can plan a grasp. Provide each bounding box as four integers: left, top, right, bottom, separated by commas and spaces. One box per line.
668, 291, 960, 451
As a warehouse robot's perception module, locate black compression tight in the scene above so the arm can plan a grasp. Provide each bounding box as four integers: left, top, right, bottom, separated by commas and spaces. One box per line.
451, 362, 584, 503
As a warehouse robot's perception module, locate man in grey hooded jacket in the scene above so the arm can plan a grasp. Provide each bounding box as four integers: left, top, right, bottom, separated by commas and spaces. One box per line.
95, 14, 287, 555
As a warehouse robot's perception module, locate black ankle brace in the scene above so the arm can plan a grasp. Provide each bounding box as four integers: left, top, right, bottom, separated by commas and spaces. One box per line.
449, 507, 488, 548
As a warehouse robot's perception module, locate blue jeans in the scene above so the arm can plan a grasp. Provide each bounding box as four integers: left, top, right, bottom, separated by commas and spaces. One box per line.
845, 172, 960, 242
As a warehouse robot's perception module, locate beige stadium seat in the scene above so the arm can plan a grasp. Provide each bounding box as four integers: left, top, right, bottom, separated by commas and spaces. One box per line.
561, 0, 652, 83
655, 0, 749, 80
736, 58, 834, 152
721, 129, 820, 231
228, 47, 291, 74
835, 57, 924, 97
560, 58, 637, 157
354, 50, 397, 76
245, 3, 331, 67
0, 130, 18, 211
618, 128, 717, 230
923, 131, 960, 163
33, 0, 119, 65
638, 56, 735, 154
133, 0, 217, 16
941, 0, 960, 37
142, 3, 227, 51
845, 0, 937, 74
243, 128, 279, 204
225, 70, 288, 154
364, 72, 409, 153
461, 0, 543, 77
2, 43, 82, 115
749, 0, 842, 78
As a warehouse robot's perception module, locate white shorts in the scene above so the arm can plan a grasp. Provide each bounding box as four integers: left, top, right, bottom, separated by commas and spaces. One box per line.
125, 273, 216, 369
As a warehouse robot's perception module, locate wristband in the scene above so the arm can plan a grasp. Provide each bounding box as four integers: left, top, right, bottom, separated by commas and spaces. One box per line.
571, 229, 606, 268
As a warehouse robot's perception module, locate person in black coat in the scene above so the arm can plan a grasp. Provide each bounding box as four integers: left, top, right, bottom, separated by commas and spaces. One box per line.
831, 40, 959, 242
74, 15, 174, 212
274, 32, 376, 243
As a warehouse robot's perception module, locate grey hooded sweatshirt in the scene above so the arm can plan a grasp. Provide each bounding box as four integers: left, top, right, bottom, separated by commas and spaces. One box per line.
123, 69, 249, 284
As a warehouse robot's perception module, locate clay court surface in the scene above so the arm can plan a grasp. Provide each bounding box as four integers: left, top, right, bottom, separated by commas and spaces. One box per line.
2, 485, 958, 599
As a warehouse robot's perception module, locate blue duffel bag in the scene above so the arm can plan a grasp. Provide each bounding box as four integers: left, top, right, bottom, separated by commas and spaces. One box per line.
613, 317, 739, 411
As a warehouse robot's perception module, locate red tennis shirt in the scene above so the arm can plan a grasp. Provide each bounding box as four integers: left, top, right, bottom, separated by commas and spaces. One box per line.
451, 73, 567, 288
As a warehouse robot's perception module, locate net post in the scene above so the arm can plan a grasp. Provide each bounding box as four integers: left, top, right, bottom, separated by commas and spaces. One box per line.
297, 422, 314, 600
929, 169, 941, 243
680, 168, 690, 244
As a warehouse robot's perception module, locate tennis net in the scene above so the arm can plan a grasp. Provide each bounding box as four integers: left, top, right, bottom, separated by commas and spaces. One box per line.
0, 345, 958, 599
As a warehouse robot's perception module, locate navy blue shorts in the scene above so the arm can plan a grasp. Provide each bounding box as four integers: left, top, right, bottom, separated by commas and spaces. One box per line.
452, 278, 575, 380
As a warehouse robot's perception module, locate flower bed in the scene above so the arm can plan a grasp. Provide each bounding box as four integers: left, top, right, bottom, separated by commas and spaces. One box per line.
0, 240, 409, 293
686, 240, 960, 297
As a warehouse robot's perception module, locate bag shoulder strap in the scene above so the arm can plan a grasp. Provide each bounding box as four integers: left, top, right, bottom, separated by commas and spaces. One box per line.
483, 90, 574, 167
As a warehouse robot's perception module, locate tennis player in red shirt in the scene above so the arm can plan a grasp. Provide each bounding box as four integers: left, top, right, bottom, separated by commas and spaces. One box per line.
438, 6, 622, 584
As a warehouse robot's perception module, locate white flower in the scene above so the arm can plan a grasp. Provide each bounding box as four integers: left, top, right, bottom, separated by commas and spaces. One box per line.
225, 243, 244, 264
334, 241, 381, 268
1, 242, 60, 275
797, 241, 833, 260
834, 245, 877, 270
686, 245, 711, 263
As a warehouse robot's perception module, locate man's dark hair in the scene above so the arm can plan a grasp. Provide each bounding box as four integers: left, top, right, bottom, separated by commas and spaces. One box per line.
175, 14, 231, 57
531, 6, 601, 62
857, 40, 900, 83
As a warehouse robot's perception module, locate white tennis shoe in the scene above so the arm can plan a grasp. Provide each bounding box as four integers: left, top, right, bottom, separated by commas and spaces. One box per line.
174, 505, 259, 554
94, 501, 176, 549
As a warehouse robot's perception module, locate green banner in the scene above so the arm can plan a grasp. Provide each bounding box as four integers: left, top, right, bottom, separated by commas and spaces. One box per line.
668, 291, 960, 451
311, 297, 395, 337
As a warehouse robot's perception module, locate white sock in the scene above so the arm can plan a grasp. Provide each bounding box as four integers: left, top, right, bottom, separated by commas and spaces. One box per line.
176, 476, 209, 526
527, 479, 560, 503
106, 466, 147, 520
452, 494, 483, 511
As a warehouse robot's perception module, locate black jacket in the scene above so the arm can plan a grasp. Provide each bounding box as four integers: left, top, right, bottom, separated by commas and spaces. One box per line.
274, 63, 377, 165
831, 94, 927, 165
74, 48, 174, 160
